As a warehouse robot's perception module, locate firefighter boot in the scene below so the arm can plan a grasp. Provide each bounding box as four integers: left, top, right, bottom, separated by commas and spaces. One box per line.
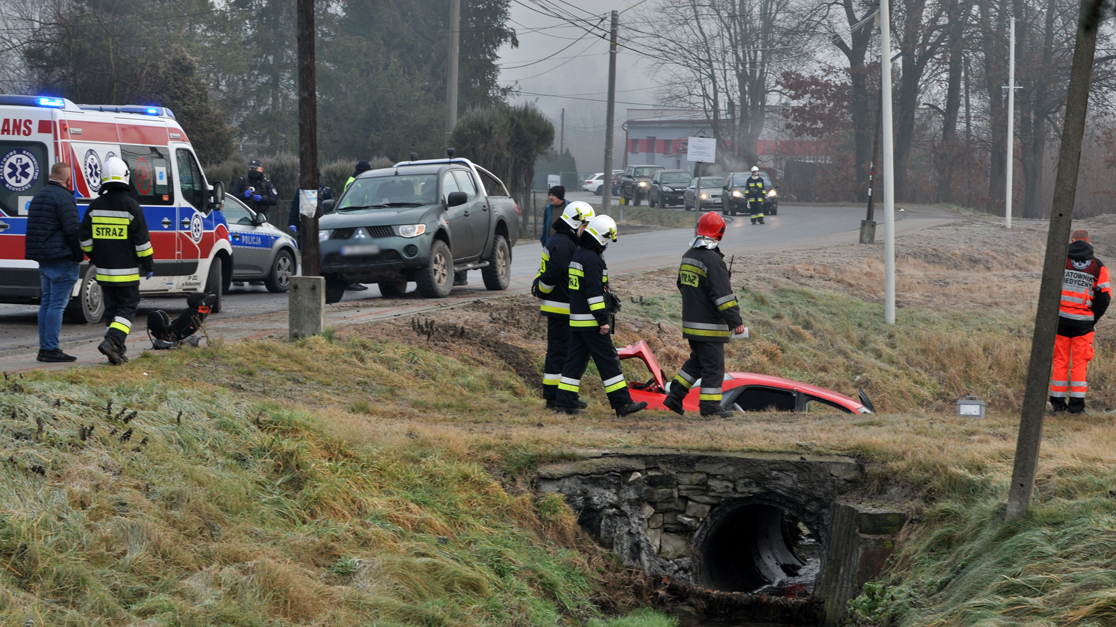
663, 394, 685, 416
98, 338, 128, 365
615, 401, 648, 417
1049, 397, 1068, 414
701, 408, 734, 419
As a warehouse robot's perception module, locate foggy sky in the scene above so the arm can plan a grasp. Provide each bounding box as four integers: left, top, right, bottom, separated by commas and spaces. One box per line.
498, 0, 657, 174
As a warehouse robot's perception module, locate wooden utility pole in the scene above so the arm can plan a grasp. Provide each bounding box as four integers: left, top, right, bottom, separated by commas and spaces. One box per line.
297, 0, 319, 276
560, 108, 565, 154
446, 0, 460, 139
1006, 0, 1104, 521
601, 10, 618, 212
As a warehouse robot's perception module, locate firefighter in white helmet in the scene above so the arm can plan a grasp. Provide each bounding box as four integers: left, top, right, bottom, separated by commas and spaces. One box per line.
554, 214, 647, 417
532, 201, 594, 409
79, 157, 153, 365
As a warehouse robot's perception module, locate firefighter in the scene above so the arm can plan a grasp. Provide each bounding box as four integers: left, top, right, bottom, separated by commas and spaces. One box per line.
663, 212, 746, 418
1050, 229, 1111, 414
79, 157, 154, 365
554, 215, 648, 417
231, 159, 278, 217
532, 201, 595, 409
745, 166, 766, 225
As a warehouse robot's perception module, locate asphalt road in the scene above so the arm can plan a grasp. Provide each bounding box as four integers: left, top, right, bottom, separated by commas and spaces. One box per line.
0, 203, 959, 370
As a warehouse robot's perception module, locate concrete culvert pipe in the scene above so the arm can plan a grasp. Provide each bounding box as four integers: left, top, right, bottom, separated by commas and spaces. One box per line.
696, 503, 813, 593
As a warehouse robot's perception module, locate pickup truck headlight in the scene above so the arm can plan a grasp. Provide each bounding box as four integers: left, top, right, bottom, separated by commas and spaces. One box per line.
767, 190, 777, 197
638, 181, 648, 187
732, 190, 743, 198
396, 224, 427, 238
700, 193, 709, 200
319, 230, 332, 242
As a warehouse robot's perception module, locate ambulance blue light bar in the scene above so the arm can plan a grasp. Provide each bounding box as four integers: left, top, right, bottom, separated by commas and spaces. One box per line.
38, 97, 65, 108
0, 95, 74, 109
76, 104, 175, 118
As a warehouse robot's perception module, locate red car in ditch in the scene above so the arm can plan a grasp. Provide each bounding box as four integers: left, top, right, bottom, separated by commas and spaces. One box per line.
620, 341, 873, 414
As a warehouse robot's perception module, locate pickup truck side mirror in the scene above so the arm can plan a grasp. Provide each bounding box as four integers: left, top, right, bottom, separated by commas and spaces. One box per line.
446, 191, 468, 207
320, 198, 334, 214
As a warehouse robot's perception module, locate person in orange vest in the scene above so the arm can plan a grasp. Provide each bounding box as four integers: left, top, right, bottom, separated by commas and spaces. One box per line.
1051, 229, 1110, 414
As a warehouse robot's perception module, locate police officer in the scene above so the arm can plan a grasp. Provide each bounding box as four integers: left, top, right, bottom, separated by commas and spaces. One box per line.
79, 157, 153, 365
231, 159, 278, 217
533, 201, 594, 409
745, 166, 766, 225
1051, 229, 1111, 414
663, 212, 745, 418
345, 160, 372, 191
555, 215, 647, 417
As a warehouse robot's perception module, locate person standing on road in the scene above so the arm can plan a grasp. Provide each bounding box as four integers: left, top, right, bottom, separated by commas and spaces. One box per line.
554, 215, 647, 417
231, 159, 278, 218
745, 166, 766, 225
532, 201, 594, 409
345, 160, 372, 191
663, 212, 746, 418
540, 185, 567, 247
1050, 229, 1111, 414
288, 171, 333, 246
79, 157, 153, 365
26, 162, 83, 362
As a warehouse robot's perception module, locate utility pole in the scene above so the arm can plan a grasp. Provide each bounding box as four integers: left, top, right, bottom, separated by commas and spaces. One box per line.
560, 108, 565, 154
1005, 18, 1018, 229
880, 0, 896, 324
601, 10, 618, 213
446, 0, 460, 139
297, 0, 318, 277
1007, 0, 1104, 521
860, 88, 883, 245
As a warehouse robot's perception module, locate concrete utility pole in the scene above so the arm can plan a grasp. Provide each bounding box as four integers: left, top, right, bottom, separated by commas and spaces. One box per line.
601, 10, 619, 213
1005, 18, 1018, 229
860, 88, 883, 245
880, 0, 896, 324
297, 0, 318, 277
1006, 0, 1104, 521
560, 108, 565, 154
446, 0, 460, 139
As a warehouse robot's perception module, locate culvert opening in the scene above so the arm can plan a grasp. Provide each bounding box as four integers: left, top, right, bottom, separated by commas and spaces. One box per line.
697, 503, 821, 595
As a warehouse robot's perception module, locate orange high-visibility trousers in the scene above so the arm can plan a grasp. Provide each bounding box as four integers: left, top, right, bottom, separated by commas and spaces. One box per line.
1051, 332, 1095, 402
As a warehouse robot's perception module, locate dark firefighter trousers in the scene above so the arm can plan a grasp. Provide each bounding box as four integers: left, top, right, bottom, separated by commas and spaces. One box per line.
555, 330, 634, 410
666, 340, 726, 415
102, 284, 140, 351
749, 200, 765, 221
542, 317, 571, 401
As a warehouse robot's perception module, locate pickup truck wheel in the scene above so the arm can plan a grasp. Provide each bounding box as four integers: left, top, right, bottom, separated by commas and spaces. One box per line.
264, 249, 296, 293
482, 235, 511, 291
325, 275, 346, 304
205, 257, 223, 314
67, 266, 104, 324
417, 240, 453, 298
378, 280, 408, 297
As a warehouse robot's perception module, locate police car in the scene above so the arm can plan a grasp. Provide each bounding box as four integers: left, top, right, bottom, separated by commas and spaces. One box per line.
219, 194, 299, 292
0, 95, 231, 322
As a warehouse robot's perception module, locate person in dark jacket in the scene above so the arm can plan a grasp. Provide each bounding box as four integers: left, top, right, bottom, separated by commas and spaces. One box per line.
540, 185, 567, 247
288, 172, 333, 244
26, 162, 82, 362
532, 200, 594, 409
79, 157, 154, 365
554, 215, 647, 417
663, 212, 746, 418
345, 160, 372, 191
231, 159, 278, 217
745, 166, 766, 225
1050, 229, 1111, 414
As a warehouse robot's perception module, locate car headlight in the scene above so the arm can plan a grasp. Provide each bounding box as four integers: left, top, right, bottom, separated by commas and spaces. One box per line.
396, 224, 426, 238
700, 193, 708, 200
638, 181, 648, 187
767, 190, 777, 197
319, 230, 332, 242
732, 190, 743, 198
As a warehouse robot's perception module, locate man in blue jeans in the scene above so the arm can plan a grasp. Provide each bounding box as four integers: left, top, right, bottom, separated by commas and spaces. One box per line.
25, 162, 83, 362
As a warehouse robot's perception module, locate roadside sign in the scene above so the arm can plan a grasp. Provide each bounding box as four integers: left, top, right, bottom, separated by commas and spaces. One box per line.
686, 137, 716, 162
547, 174, 560, 188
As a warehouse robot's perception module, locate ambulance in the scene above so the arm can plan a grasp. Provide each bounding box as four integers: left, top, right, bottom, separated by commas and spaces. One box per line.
0, 95, 231, 323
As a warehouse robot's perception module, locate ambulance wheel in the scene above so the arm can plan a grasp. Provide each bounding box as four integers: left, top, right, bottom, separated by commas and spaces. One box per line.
205, 257, 223, 314
378, 280, 408, 297
265, 249, 296, 293
325, 275, 346, 304
67, 266, 104, 324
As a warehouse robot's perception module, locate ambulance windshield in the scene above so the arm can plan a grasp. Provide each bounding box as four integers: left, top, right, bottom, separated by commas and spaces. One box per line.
0, 141, 49, 217
338, 174, 438, 210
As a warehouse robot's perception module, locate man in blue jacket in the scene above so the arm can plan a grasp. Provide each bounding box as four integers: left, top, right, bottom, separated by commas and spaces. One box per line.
540, 185, 566, 247
25, 162, 83, 362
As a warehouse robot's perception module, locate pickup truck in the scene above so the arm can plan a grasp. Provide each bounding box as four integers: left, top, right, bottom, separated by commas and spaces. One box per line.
619, 165, 666, 206
318, 157, 519, 303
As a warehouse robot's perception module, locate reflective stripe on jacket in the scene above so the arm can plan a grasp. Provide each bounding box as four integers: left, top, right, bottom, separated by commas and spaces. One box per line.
533, 230, 578, 318
678, 246, 743, 343
78, 189, 153, 286
1058, 241, 1111, 338
568, 248, 610, 330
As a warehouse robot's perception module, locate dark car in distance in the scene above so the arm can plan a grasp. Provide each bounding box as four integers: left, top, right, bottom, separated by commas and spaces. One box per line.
619, 165, 666, 206
648, 170, 692, 208
724, 170, 779, 216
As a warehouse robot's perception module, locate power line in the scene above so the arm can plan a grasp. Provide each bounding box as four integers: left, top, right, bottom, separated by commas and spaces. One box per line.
499, 15, 603, 69
512, 89, 656, 106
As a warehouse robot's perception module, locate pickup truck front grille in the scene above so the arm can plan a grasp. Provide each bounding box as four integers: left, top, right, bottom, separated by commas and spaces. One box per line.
330, 226, 395, 240
323, 249, 404, 267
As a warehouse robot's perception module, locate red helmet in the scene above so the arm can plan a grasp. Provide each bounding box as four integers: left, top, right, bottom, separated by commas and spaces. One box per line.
696, 212, 726, 241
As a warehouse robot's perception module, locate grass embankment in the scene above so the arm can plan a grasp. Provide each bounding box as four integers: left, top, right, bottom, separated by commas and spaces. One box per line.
4, 217, 1116, 626
594, 205, 699, 230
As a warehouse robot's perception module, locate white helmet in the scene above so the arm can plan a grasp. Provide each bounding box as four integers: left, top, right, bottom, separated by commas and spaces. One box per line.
750, 166, 759, 173
560, 201, 595, 228
102, 157, 130, 190
585, 215, 618, 247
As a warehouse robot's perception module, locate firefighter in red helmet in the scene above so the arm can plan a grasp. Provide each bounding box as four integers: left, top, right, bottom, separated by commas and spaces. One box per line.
664, 212, 746, 417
